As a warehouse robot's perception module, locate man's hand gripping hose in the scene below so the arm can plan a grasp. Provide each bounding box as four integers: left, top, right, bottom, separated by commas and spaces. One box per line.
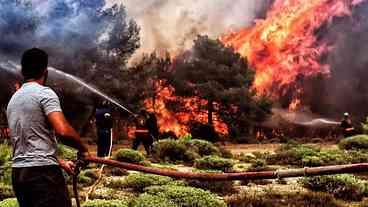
73, 152, 89, 207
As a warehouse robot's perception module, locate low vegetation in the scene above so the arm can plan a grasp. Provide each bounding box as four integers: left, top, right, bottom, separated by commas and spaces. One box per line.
181, 139, 221, 157
82, 199, 129, 207
0, 143, 11, 166
226, 191, 342, 207
194, 155, 234, 172
78, 169, 99, 186
301, 174, 368, 201
186, 179, 235, 195
0, 183, 14, 200
151, 139, 230, 165
339, 135, 368, 150
246, 159, 271, 172
113, 149, 145, 164
140, 185, 227, 207
57, 144, 77, 160
267, 142, 368, 167
0, 198, 18, 207
121, 173, 173, 192
130, 193, 176, 207
4, 138, 368, 206
151, 139, 199, 164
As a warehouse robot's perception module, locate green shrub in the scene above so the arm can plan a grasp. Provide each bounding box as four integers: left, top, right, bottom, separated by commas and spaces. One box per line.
185, 179, 235, 195
215, 144, 233, 159
0, 162, 12, 185
83, 169, 100, 180
105, 166, 129, 177
88, 187, 133, 200
130, 193, 176, 207
194, 155, 234, 172
237, 153, 256, 163
144, 185, 227, 207
78, 169, 99, 186
122, 173, 173, 192
151, 139, 199, 163
268, 143, 357, 167
362, 117, 368, 134
0, 143, 11, 166
339, 135, 368, 150
114, 149, 145, 164
348, 150, 368, 163
57, 144, 77, 160
82, 199, 128, 207
182, 139, 220, 157
0, 183, 14, 200
226, 191, 342, 207
269, 144, 320, 166
104, 177, 126, 189
247, 159, 270, 172
301, 174, 368, 201
0, 198, 18, 207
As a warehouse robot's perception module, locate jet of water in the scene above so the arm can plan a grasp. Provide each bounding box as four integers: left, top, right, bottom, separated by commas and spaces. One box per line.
1, 61, 136, 115
295, 118, 340, 126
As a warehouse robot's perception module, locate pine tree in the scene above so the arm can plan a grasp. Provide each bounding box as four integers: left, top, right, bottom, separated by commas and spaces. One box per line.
170, 35, 271, 136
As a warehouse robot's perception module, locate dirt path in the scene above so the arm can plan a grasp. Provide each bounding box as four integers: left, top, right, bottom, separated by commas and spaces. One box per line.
224, 144, 281, 155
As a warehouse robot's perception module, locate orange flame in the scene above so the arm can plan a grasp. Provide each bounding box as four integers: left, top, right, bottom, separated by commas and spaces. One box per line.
221, 0, 364, 97
144, 81, 228, 137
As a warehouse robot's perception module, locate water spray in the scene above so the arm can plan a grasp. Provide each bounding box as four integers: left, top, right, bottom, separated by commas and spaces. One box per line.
1, 61, 136, 116
294, 118, 340, 126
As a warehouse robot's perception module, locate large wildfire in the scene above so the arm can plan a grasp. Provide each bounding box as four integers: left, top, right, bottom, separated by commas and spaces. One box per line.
145, 0, 368, 137
1, 0, 368, 138
221, 0, 365, 98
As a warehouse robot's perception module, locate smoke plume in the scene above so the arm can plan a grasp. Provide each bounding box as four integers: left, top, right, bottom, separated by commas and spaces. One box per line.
0, 0, 137, 132
108, 0, 273, 59
300, 1, 368, 121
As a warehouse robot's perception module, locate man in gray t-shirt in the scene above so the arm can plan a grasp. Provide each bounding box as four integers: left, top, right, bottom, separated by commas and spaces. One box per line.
6, 48, 89, 207
7, 83, 62, 167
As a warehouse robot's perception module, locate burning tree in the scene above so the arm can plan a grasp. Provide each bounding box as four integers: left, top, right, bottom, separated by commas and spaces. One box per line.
170, 35, 271, 138
124, 53, 172, 112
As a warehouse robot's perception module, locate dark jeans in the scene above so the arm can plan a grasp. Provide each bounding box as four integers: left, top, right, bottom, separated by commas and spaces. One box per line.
12, 165, 71, 207
132, 132, 154, 155
97, 128, 111, 157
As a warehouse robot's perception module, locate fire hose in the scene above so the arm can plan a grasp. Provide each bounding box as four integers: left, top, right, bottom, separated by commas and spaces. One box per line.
72, 156, 368, 206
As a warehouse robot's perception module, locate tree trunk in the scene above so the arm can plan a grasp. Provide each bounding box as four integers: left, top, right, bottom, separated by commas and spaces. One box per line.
208, 99, 213, 126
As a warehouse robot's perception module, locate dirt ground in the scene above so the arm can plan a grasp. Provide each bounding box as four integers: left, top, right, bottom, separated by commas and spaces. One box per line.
224, 143, 338, 155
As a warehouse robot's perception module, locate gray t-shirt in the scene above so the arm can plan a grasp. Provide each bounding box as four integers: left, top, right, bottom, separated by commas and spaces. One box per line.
6, 82, 62, 168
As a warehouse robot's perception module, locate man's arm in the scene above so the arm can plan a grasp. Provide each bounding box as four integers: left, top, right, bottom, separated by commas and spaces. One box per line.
47, 111, 89, 154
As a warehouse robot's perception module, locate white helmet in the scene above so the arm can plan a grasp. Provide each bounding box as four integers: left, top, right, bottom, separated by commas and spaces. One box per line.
344, 112, 349, 117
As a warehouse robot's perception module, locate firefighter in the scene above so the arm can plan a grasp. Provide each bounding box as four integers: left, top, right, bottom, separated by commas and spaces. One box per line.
132, 110, 157, 155
95, 101, 113, 157
146, 112, 159, 141
341, 112, 354, 138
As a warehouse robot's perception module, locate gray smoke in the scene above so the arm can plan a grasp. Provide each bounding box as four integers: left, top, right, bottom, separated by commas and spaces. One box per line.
107, 0, 272, 59
0, 0, 136, 132
0, 0, 107, 60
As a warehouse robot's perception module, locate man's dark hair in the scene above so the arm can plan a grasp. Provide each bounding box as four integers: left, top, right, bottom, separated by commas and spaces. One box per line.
21, 48, 48, 80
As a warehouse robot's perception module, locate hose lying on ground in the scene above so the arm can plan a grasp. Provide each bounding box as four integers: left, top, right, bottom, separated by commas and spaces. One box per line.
72, 157, 368, 206
84, 156, 368, 181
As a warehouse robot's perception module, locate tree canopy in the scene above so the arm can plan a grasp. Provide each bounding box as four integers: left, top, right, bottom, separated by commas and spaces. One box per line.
169, 35, 272, 136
